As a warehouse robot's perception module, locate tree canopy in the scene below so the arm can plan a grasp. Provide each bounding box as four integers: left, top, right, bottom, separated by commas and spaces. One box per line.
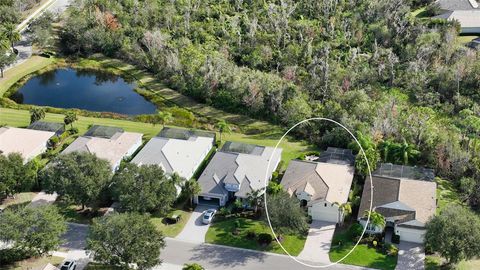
265, 190, 309, 234
87, 212, 165, 270
0, 153, 38, 198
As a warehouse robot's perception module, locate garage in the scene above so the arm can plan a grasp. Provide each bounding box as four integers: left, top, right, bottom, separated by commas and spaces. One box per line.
309, 202, 339, 223
395, 225, 426, 244
197, 196, 222, 206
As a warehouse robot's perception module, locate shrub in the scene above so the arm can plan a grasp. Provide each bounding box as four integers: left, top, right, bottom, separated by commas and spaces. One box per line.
69, 127, 79, 135
218, 207, 231, 217
246, 230, 256, 239
384, 243, 398, 256
257, 233, 273, 245
0, 248, 29, 265
233, 220, 241, 229
49, 136, 60, 148
348, 223, 364, 239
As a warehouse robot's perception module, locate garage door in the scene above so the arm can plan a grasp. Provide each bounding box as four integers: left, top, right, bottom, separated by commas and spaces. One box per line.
198, 196, 221, 206
309, 207, 338, 223
396, 227, 425, 243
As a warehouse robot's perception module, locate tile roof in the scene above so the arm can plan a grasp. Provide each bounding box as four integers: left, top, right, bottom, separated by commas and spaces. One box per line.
0, 127, 55, 161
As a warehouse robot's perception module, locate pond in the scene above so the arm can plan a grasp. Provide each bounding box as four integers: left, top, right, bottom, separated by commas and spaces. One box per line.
10, 68, 157, 115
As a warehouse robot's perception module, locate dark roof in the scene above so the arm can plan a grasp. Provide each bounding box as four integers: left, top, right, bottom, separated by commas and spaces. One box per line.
84, 125, 124, 139
27, 121, 64, 134
374, 163, 435, 181
317, 147, 355, 165
437, 0, 478, 11
221, 141, 265, 155
157, 127, 215, 140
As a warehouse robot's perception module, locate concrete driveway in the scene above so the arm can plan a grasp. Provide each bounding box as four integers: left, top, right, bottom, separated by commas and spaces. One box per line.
395, 242, 425, 270
176, 205, 217, 243
297, 221, 336, 264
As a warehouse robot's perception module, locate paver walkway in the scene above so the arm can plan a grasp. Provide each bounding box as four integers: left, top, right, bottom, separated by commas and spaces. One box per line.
395, 241, 425, 270
297, 221, 336, 263
176, 205, 217, 243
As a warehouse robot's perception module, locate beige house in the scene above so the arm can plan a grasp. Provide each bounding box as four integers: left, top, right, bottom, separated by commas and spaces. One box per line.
280, 148, 355, 223
0, 126, 55, 163
62, 125, 143, 171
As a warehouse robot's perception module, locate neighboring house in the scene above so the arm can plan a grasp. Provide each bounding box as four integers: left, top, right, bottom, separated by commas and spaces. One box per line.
435, 0, 480, 33
358, 163, 436, 244
62, 125, 143, 171
280, 147, 355, 223
194, 141, 282, 206
132, 127, 215, 180
27, 121, 65, 137
0, 126, 55, 163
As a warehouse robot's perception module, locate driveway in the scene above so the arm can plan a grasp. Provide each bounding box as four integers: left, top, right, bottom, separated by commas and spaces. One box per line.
176, 205, 217, 243
395, 242, 425, 270
297, 221, 336, 264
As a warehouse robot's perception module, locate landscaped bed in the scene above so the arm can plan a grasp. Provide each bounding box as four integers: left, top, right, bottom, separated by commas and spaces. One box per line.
205, 216, 306, 256
329, 225, 398, 270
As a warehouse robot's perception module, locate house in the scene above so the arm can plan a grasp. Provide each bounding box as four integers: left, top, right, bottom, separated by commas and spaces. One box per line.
132, 127, 215, 180
280, 147, 355, 223
62, 125, 143, 171
435, 0, 480, 33
27, 121, 65, 137
194, 142, 282, 206
0, 126, 55, 163
358, 163, 436, 243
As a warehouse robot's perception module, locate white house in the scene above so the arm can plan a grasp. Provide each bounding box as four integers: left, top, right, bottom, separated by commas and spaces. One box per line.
280, 148, 355, 223
358, 163, 437, 243
131, 127, 215, 180
0, 126, 55, 163
62, 125, 143, 171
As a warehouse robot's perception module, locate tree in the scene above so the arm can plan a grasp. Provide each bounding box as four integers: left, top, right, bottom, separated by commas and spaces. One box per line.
355, 148, 380, 176
63, 111, 78, 129
0, 33, 15, 77
181, 178, 201, 207
216, 120, 231, 142
183, 263, 205, 270
157, 111, 173, 128
334, 202, 352, 226
40, 152, 112, 209
425, 205, 480, 266
246, 188, 264, 213
363, 210, 386, 232
29, 107, 45, 124
112, 163, 177, 214
0, 153, 37, 198
2, 23, 20, 51
0, 205, 67, 256
265, 190, 309, 234
87, 213, 165, 270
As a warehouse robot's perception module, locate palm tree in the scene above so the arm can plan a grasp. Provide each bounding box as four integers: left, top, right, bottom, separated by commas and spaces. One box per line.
363, 210, 386, 232
333, 202, 352, 226
246, 188, 264, 213
182, 179, 201, 207
157, 111, 173, 128
64, 111, 78, 129
394, 139, 420, 165
29, 107, 46, 124
216, 120, 231, 142
2, 24, 21, 52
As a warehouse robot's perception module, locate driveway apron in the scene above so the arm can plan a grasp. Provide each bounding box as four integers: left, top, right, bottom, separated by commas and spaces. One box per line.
297, 221, 336, 263
176, 205, 217, 243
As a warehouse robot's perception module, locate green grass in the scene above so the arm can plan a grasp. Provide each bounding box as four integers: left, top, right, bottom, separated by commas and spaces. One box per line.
0, 107, 316, 167
458, 35, 480, 45
411, 7, 428, 18
329, 228, 397, 270
54, 200, 106, 224
150, 208, 192, 237
0, 192, 37, 210
436, 177, 464, 214
84, 263, 124, 270
0, 255, 64, 270
205, 217, 306, 256
0, 56, 55, 96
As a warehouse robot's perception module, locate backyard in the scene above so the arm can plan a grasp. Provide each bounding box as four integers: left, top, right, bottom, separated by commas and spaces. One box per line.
205, 216, 307, 256
329, 225, 398, 270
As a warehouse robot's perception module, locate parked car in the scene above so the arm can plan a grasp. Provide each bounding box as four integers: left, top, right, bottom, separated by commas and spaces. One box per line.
60, 260, 77, 270
202, 209, 217, 224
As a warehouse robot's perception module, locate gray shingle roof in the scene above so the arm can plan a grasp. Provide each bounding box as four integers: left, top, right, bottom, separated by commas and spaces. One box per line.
437, 0, 479, 11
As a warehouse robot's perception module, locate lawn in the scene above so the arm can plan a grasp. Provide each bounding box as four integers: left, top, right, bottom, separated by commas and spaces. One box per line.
205, 217, 306, 256
0, 255, 64, 270
329, 227, 397, 270
54, 200, 108, 224
435, 177, 464, 214
150, 208, 192, 238
0, 192, 37, 210
0, 107, 317, 167
457, 35, 480, 45
0, 56, 55, 96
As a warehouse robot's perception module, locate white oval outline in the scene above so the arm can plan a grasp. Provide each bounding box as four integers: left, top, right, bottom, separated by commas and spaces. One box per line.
263, 117, 373, 268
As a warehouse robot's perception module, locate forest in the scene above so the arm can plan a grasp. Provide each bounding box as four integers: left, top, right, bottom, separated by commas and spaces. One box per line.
58, 0, 480, 213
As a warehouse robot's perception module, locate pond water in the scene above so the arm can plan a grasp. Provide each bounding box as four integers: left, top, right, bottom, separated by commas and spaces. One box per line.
11, 68, 157, 115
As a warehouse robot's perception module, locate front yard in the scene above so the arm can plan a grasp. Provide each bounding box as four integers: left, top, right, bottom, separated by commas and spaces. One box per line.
329, 225, 397, 270
0, 255, 64, 270
205, 216, 306, 256
150, 208, 192, 238
0, 192, 37, 210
